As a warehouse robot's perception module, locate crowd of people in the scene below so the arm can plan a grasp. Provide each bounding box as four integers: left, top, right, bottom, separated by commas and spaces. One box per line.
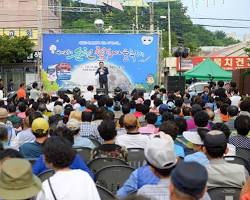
0, 80, 250, 200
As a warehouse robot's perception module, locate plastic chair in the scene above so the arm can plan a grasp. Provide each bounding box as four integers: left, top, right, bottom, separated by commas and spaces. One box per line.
127, 148, 146, 168
87, 157, 128, 174
89, 138, 101, 147
73, 147, 92, 163
38, 169, 55, 182
224, 155, 250, 173
236, 147, 250, 162
208, 187, 241, 200
96, 165, 134, 194
96, 184, 116, 200
26, 158, 38, 166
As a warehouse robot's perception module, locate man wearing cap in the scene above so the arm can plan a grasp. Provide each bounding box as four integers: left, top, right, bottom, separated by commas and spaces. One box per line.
0, 158, 42, 200
0, 107, 16, 147
137, 135, 178, 199
169, 161, 208, 200
67, 118, 95, 149
116, 114, 149, 149
203, 130, 248, 188
19, 118, 49, 158
183, 130, 209, 166
11, 112, 43, 150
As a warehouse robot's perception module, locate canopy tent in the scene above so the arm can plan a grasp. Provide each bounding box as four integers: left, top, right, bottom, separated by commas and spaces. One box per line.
184, 58, 232, 81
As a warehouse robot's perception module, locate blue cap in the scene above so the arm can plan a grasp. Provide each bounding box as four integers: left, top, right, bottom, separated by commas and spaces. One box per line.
159, 104, 168, 113
171, 161, 208, 197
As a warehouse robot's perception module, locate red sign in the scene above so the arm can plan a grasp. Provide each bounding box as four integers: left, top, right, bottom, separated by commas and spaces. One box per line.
176, 57, 250, 71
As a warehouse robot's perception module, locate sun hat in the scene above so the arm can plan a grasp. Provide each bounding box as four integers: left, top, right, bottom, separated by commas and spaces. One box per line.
0, 158, 42, 200
183, 131, 204, 145
67, 118, 80, 131
144, 134, 177, 169
0, 108, 8, 119
53, 105, 63, 115
171, 161, 208, 198
31, 118, 49, 135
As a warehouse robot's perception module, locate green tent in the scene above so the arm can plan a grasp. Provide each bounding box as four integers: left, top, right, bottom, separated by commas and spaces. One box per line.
184, 58, 232, 81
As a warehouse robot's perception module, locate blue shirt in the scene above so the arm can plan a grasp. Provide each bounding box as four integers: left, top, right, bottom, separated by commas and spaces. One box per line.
117, 165, 159, 198
184, 152, 209, 166
174, 144, 185, 158
32, 154, 95, 180
155, 115, 162, 127
73, 135, 95, 149
130, 108, 136, 114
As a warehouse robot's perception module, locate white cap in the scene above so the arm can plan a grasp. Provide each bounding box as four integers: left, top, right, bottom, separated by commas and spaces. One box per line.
183, 131, 203, 145
145, 134, 177, 169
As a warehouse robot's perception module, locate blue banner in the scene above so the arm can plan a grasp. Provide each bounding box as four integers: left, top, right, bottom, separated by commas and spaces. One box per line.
42, 33, 159, 92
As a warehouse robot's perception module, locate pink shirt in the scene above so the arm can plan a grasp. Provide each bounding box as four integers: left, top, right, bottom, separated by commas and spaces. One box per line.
17, 112, 26, 120
186, 118, 211, 130
134, 111, 143, 118
139, 124, 159, 135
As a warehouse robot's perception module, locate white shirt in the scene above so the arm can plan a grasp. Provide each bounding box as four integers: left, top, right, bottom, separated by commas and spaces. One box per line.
47, 102, 55, 112
36, 170, 100, 200
83, 91, 94, 101
230, 95, 241, 107
116, 133, 150, 149
225, 143, 236, 156
11, 128, 35, 150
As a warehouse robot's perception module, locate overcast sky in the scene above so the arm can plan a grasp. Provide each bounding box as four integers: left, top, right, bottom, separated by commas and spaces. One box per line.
181, 0, 250, 40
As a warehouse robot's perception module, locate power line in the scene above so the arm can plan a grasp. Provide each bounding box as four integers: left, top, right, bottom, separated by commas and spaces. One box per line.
190, 17, 250, 22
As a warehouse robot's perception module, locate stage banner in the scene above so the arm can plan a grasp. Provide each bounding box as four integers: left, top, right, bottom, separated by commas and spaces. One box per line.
42, 33, 159, 92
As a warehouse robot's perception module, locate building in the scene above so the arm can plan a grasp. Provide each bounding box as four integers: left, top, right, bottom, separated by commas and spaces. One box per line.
0, 0, 61, 91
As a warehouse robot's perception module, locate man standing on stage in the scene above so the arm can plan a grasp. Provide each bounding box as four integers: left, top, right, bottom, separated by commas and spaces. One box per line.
95, 61, 109, 94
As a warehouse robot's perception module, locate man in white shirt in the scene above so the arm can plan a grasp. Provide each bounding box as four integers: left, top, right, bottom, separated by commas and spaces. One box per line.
84, 85, 95, 102
230, 88, 241, 107
36, 136, 100, 200
116, 114, 149, 149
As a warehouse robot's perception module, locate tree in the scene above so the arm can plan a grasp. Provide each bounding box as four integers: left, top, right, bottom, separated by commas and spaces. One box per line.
245, 48, 250, 57
0, 35, 34, 63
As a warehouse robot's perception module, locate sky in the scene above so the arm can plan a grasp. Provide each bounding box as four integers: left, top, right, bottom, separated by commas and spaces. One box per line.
181, 0, 250, 40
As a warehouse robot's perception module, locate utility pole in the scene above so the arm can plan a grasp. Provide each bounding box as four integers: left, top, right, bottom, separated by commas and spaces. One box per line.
149, 3, 154, 32
168, 0, 171, 57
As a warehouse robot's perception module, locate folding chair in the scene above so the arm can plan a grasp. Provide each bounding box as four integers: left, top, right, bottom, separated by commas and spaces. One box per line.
96, 165, 134, 194
96, 184, 116, 200
127, 148, 146, 168
38, 169, 55, 182
224, 155, 250, 173
89, 138, 101, 147
87, 157, 128, 174
26, 158, 38, 166
236, 147, 250, 162
73, 147, 92, 163
208, 187, 241, 200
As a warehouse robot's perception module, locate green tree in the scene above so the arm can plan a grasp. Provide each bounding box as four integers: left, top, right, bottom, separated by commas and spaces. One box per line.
0, 35, 34, 63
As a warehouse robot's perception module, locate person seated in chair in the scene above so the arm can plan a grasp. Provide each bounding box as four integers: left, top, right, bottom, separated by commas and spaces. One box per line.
91, 120, 128, 161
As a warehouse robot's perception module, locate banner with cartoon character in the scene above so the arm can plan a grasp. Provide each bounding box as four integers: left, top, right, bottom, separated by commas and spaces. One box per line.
42, 33, 159, 92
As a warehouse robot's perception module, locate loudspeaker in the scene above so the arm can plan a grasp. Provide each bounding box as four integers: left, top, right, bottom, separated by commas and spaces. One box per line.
167, 76, 185, 94
96, 88, 106, 95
